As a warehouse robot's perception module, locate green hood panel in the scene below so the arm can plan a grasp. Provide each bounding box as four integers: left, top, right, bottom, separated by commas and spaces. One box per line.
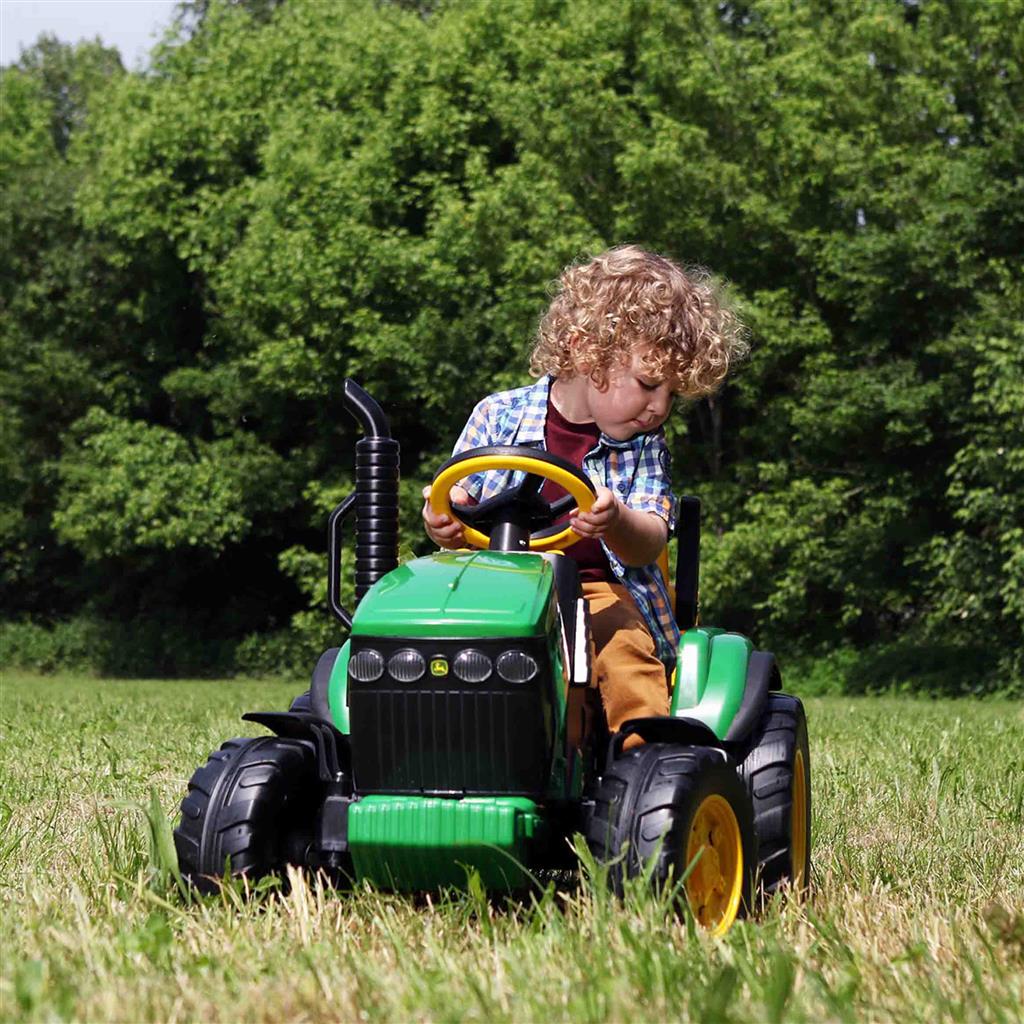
351, 551, 553, 638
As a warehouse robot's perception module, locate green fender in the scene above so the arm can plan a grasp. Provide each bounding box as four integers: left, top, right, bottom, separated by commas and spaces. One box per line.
670, 628, 753, 740
327, 640, 351, 734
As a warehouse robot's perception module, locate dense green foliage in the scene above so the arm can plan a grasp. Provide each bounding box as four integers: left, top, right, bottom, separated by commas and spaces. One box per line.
1, 0, 1021, 688
2, 675, 1022, 1020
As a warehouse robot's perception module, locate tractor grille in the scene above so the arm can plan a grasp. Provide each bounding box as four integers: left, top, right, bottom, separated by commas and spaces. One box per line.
348, 637, 555, 796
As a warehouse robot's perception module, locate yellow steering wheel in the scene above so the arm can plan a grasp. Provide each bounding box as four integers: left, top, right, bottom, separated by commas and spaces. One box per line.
430, 445, 597, 552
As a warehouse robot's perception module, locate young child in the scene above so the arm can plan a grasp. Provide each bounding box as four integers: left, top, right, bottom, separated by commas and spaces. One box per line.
422, 245, 745, 744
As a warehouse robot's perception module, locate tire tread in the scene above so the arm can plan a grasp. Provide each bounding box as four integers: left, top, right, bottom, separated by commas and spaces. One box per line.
173, 736, 318, 893
737, 694, 811, 897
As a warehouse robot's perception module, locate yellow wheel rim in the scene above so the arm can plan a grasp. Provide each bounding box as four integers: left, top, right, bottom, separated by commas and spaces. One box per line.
685, 794, 744, 937
791, 748, 809, 891
430, 453, 596, 552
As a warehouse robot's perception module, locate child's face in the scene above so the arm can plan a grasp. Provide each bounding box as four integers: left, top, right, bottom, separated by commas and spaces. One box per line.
585, 348, 675, 441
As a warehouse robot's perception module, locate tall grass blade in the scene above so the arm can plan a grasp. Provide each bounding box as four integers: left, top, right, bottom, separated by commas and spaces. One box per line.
144, 786, 187, 900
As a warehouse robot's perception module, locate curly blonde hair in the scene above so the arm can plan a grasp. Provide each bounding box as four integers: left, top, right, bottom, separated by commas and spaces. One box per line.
530, 245, 747, 397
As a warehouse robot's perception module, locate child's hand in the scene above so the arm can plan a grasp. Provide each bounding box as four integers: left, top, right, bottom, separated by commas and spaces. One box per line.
570, 485, 621, 539
422, 483, 471, 548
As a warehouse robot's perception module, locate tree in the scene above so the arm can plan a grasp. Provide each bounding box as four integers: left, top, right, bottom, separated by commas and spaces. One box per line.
0, 39, 203, 634
12, 34, 123, 154
3, 0, 1021, 686
924, 271, 1024, 683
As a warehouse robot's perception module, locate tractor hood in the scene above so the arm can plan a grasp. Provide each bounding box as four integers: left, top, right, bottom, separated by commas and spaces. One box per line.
350, 550, 553, 639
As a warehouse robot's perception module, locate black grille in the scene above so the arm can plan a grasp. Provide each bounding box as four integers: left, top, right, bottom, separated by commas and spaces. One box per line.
348, 637, 555, 795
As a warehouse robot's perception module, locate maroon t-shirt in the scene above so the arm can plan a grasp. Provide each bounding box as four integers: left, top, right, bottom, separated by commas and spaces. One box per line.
541, 398, 613, 583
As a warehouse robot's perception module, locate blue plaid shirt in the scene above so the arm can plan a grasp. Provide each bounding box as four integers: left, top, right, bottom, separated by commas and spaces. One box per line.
452, 376, 681, 670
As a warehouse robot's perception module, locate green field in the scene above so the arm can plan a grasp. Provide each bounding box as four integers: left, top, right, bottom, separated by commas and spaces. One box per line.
1, 673, 1021, 1022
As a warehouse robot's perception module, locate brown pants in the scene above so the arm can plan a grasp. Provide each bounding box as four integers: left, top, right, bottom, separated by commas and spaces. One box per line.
583, 581, 670, 747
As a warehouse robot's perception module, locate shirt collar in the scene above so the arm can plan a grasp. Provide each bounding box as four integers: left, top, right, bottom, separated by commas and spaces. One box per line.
599, 430, 639, 452
516, 376, 552, 444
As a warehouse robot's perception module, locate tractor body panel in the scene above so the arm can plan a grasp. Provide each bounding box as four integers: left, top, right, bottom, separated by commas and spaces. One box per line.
348, 794, 542, 890
343, 552, 568, 797
351, 551, 554, 639
327, 641, 351, 734
671, 628, 753, 739
347, 634, 561, 795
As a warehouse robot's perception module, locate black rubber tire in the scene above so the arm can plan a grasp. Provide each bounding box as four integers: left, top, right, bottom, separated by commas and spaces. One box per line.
585, 743, 756, 925
288, 690, 312, 713
174, 737, 320, 894
737, 693, 811, 899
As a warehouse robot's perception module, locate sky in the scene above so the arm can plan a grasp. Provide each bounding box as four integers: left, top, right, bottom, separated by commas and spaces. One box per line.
1, 0, 179, 68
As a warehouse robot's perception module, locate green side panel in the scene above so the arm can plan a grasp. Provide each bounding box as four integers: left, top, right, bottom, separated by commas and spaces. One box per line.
545, 622, 569, 797
348, 795, 542, 890
672, 629, 711, 711
351, 551, 552, 639
670, 627, 726, 712
327, 640, 350, 734
670, 629, 751, 740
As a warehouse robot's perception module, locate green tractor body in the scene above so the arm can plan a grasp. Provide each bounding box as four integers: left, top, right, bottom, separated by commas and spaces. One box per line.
174, 381, 811, 933
343, 550, 558, 891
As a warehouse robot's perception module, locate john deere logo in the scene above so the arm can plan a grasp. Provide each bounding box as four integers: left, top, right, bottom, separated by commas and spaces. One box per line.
430, 657, 448, 677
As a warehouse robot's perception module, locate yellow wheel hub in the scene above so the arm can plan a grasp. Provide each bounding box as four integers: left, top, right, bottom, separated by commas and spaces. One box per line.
685, 794, 744, 936
791, 748, 809, 891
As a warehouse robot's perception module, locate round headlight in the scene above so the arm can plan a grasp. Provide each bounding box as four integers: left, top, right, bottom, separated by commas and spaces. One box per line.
388, 648, 426, 683
496, 650, 538, 684
453, 649, 492, 683
348, 648, 384, 683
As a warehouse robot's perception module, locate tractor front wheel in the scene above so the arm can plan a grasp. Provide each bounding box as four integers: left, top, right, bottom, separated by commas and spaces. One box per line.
586, 743, 756, 936
174, 737, 319, 893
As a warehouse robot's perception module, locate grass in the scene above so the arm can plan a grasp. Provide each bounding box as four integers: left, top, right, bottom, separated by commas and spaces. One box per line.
1, 672, 1022, 1023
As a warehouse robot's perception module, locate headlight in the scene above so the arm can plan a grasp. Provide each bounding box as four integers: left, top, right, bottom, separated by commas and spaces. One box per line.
388, 648, 426, 683
453, 649, 492, 683
496, 650, 538, 684
348, 648, 385, 682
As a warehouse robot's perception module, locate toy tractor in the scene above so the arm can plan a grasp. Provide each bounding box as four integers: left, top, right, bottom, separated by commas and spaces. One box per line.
174, 381, 810, 935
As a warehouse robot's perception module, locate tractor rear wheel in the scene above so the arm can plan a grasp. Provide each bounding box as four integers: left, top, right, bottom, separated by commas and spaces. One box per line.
586, 743, 756, 935
174, 737, 319, 893
737, 693, 811, 900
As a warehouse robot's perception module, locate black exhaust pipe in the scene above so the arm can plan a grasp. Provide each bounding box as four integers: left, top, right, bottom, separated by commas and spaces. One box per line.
345, 380, 400, 601
327, 380, 401, 628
